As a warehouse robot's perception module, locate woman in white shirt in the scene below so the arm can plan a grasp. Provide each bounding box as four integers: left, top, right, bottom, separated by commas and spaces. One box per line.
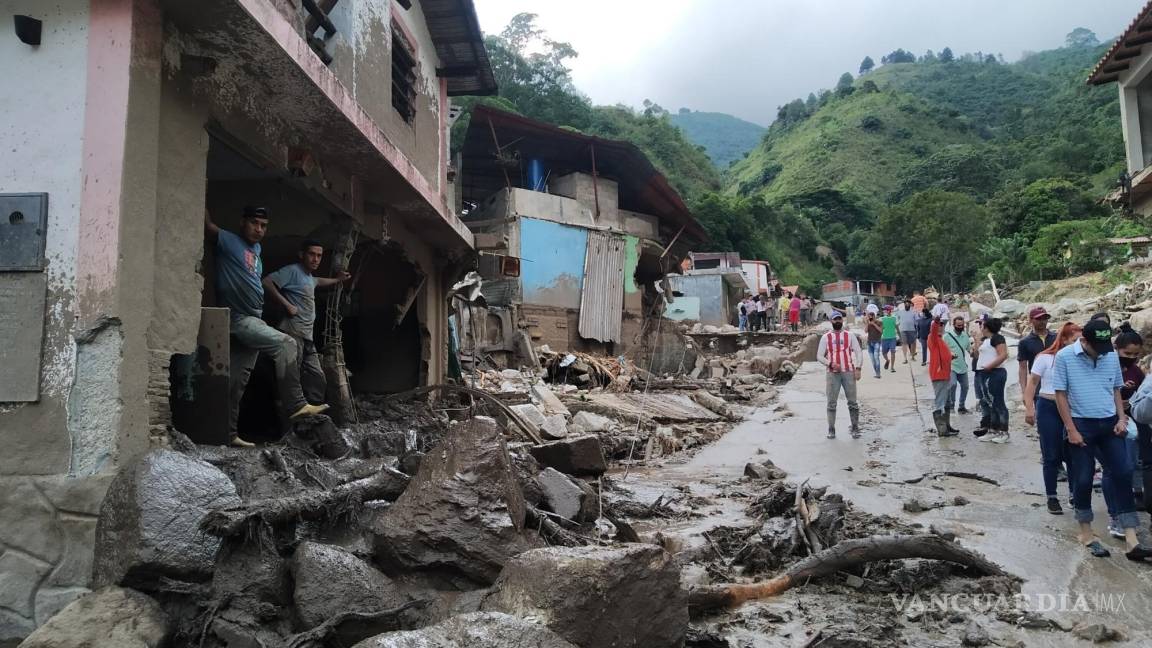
1023, 322, 1081, 515
975, 318, 1010, 442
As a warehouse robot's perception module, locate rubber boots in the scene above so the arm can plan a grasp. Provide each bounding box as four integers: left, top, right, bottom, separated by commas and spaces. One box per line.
850, 408, 861, 438
935, 410, 958, 437
827, 409, 837, 439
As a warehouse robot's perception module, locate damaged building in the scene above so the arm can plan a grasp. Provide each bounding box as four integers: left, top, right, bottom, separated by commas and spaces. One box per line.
453, 105, 707, 367
0, 0, 494, 640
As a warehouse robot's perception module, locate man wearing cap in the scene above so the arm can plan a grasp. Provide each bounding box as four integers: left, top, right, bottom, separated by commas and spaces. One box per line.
818, 311, 863, 439
1018, 307, 1055, 401
1052, 319, 1152, 562
205, 208, 328, 447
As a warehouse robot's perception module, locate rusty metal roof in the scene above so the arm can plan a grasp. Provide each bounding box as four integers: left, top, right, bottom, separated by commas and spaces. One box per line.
423, 0, 497, 96
578, 231, 626, 343
1088, 0, 1152, 85
460, 105, 707, 246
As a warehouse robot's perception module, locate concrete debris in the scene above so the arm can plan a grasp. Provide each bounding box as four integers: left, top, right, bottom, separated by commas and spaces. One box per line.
540, 414, 569, 440
535, 468, 588, 521
531, 381, 571, 417
744, 461, 787, 480
372, 417, 539, 585
92, 449, 241, 590
691, 390, 737, 421
529, 436, 608, 477
291, 542, 408, 631
1071, 622, 1127, 643
992, 299, 1024, 318
351, 612, 578, 648
18, 587, 169, 648
568, 411, 616, 435
482, 544, 687, 648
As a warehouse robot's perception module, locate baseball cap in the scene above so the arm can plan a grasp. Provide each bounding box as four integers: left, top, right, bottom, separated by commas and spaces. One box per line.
243, 205, 269, 219
1083, 319, 1114, 354
1028, 306, 1050, 320
831, 310, 844, 320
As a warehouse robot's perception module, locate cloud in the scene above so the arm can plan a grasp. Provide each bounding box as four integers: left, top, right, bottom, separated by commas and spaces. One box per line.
473, 0, 1141, 124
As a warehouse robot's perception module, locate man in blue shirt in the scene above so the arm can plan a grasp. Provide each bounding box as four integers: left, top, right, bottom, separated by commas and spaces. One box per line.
206, 207, 328, 447
1053, 319, 1152, 562
264, 240, 350, 405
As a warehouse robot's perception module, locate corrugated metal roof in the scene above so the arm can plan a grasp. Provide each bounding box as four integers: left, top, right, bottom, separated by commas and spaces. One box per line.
578, 231, 626, 343
422, 0, 498, 96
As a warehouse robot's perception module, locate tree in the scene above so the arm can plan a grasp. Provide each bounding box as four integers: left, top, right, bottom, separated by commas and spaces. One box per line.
881, 49, 916, 65
862, 190, 990, 291
988, 178, 1107, 240
1028, 219, 1111, 276
805, 92, 819, 112
939, 47, 954, 63
922, 49, 937, 63
1065, 27, 1100, 49
835, 72, 855, 97
859, 56, 875, 75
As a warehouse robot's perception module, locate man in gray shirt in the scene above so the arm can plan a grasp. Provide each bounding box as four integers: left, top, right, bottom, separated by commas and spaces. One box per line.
264, 240, 350, 405
896, 299, 919, 364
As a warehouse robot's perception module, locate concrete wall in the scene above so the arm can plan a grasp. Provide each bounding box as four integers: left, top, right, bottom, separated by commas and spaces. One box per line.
509, 188, 659, 240
666, 274, 735, 326
519, 218, 588, 310
322, 0, 445, 197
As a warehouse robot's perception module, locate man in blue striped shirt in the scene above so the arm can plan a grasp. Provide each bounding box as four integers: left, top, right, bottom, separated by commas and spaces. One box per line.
1053, 319, 1152, 562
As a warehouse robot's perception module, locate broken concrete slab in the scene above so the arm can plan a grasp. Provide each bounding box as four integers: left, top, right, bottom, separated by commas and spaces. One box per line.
531, 381, 570, 417
536, 468, 585, 521
509, 404, 547, 435
372, 417, 539, 585
482, 544, 687, 648
92, 449, 241, 590
351, 612, 577, 648
567, 411, 614, 435
529, 436, 607, 477
691, 390, 736, 421
744, 461, 787, 480
19, 587, 169, 648
291, 541, 408, 631
540, 415, 569, 440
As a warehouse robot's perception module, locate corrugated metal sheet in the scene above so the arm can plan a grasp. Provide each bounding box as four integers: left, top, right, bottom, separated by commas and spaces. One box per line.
578, 231, 626, 342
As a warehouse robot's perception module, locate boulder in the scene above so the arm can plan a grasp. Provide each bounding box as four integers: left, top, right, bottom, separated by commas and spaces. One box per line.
567, 411, 614, 435
529, 436, 607, 477
291, 542, 407, 630
351, 612, 577, 648
483, 544, 687, 648
371, 417, 538, 585
531, 381, 570, 417
19, 587, 169, 648
1055, 298, 1083, 316
1128, 306, 1152, 339
969, 302, 992, 319
535, 468, 585, 521
744, 461, 787, 480
993, 299, 1024, 318
92, 450, 241, 590
510, 404, 547, 433
748, 346, 784, 376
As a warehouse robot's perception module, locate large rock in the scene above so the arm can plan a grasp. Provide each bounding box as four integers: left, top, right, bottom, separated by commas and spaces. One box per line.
968, 302, 992, 319
1055, 297, 1084, 316
351, 612, 577, 648
92, 450, 241, 589
529, 436, 607, 477
535, 468, 585, 521
1129, 306, 1152, 339
291, 542, 408, 630
993, 299, 1024, 318
483, 544, 687, 648
19, 587, 169, 648
372, 417, 538, 584
567, 411, 614, 435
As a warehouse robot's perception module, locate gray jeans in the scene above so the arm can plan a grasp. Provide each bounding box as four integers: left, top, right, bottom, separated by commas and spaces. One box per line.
932, 376, 955, 413
826, 371, 860, 429
278, 319, 327, 405
229, 315, 306, 436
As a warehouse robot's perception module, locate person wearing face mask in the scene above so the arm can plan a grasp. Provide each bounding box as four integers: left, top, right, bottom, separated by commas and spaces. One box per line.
865, 310, 884, 379
818, 311, 863, 439
1053, 319, 1152, 562
943, 316, 972, 415
927, 315, 959, 437
1106, 325, 1146, 537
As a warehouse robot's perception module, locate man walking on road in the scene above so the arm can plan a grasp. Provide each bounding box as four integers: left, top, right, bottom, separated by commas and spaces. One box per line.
819, 311, 862, 439
1017, 306, 1055, 401
264, 240, 351, 407
865, 310, 884, 379
205, 208, 328, 447
944, 315, 972, 414
880, 305, 899, 373
928, 316, 959, 437
897, 299, 918, 364
1053, 319, 1152, 562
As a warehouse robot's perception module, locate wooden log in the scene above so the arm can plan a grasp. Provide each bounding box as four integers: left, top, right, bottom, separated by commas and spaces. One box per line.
688, 534, 1008, 617
201, 467, 410, 537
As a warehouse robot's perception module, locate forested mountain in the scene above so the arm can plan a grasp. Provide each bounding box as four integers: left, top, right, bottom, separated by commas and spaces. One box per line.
668, 110, 766, 168
720, 37, 1138, 293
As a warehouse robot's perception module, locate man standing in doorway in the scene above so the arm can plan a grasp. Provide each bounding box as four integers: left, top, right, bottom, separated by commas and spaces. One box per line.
944, 315, 972, 414
205, 208, 328, 447
264, 240, 351, 407
1018, 306, 1055, 402
818, 311, 863, 439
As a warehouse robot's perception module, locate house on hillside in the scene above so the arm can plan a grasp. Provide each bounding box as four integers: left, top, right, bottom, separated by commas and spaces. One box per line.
823, 279, 897, 310
456, 105, 706, 363
1089, 1, 1152, 215
666, 253, 747, 326
0, 0, 493, 638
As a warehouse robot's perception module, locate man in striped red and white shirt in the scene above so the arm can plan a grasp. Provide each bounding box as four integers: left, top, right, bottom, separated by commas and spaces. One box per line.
818, 311, 863, 439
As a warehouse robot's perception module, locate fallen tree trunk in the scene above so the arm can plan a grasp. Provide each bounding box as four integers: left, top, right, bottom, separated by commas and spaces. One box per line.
688, 534, 1008, 617
201, 467, 410, 537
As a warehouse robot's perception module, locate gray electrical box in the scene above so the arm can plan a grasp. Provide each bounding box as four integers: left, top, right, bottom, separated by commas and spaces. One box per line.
0, 193, 48, 271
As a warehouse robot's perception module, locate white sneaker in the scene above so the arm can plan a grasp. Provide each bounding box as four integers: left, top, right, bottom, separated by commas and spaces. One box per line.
1108, 523, 1125, 539
989, 432, 1010, 444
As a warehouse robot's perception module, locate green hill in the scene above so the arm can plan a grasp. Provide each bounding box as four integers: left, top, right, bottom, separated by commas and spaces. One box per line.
718, 40, 1133, 292
668, 110, 766, 168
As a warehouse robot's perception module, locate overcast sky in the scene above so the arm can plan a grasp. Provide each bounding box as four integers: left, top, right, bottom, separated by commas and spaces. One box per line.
472, 0, 1143, 125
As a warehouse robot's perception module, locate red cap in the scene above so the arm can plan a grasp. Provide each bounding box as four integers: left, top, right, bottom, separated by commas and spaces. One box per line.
1028, 306, 1050, 320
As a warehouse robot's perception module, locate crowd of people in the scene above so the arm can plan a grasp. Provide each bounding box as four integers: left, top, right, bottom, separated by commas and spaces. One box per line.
737, 291, 819, 333
818, 290, 1152, 562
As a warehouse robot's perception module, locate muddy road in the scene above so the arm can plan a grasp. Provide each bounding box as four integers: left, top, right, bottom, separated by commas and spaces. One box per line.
617, 337, 1152, 646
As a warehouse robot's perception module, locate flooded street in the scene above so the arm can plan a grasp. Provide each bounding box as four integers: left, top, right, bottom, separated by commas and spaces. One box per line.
615, 330, 1152, 646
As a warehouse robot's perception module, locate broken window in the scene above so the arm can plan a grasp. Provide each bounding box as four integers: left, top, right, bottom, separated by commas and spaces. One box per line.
391, 25, 417, 123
